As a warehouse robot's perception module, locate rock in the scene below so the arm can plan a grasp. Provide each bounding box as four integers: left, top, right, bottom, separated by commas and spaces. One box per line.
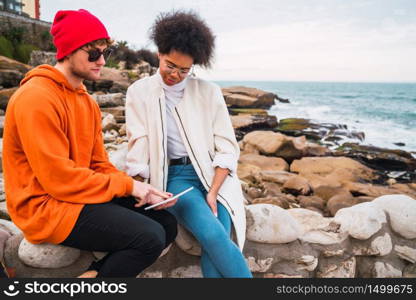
336, 142, 416, 173
305, 143, 331, 157
108, 143, 128, 172
255, 170, 296, 185
345, 182, 401, 198
373, 194, 416, 239
169, 265, 202, 278
246, 186, 264, 200
352, 233, 392, 256
103, 130, 118, 143
290, 157, 377, 182
231, 114, 277, 130
394, 245, 416, 263
299, 222, 348, 245
263, 273, 303, 278
28, 51, 56, 66
18, 239, 81, 268
0, 228, 10, 260
317, 257, 356, 278
288, 208, 332, 234
327, 192, 356, 216
0, 219, 21, 236
239, 153, 289, 172
0, 116, 3, 138
245, 204, 301, 244
222, 86, 276, 108
373, 262, 402, 278
282, 176, 311, 196
333, 202, 386, 239
102, 113, 119, 132
0, 55, 32, 74
92, 93, 125, 108
175, 225, 201, 256
228, 108, 268, 115
322, 249, 345, 257
391, 183, 416, 199
119, 124, 126, 136
100, 106, 125, 118
246, 256, 274, 273
297, 172, 343, 190
0, 55, 31, 89
243, 131, 307, 162
403, 264, 416, 278
0, 87, 18, 110
4, 234, 94, 277
237, 163, 261, 183
232, 115, 277, 141
135, 60, 152, 74
262, 182, 282, 197
0, 201, 9, 220
251, 196, 290, 209
297, 195, 326, 211
295, 255, 318, 272
313, 186, 350, 202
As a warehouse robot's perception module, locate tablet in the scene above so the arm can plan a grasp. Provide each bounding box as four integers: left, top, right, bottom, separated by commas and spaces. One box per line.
144, 186, 194, 210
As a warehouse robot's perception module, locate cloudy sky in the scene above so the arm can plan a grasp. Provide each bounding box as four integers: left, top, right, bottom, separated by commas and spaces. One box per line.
41, 0, 416, 82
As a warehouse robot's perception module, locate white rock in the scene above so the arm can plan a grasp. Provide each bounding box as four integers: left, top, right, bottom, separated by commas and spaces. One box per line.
373, 194, 416, 239
296, 255, 318, 272
18, 239, 80, 269
322, 249, 345, 257
108, 143, 128, 172
288, 208, 332, 234
175, 225, 201, 256
317, 257, 356, 278
394, 245, 416, 263
371, 234, 393, 256
374, 262, 402, 278
246, 204, 302, 244
334, 202, 386, 240
101, 113, 117, 130
300, 230, 348, 245
352, 233, 392, 256
0, 219, 21, 236
246, 256, 274, 273
169, 265, 203, 278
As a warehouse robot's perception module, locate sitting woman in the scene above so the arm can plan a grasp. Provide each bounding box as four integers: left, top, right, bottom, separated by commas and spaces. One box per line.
125, 10, 252, 278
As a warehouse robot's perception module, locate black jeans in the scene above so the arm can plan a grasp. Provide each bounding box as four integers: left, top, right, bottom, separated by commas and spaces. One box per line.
60, 196, 177, 277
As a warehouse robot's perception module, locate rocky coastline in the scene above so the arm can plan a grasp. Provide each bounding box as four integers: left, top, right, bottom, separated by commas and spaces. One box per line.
0, 52, 415, 278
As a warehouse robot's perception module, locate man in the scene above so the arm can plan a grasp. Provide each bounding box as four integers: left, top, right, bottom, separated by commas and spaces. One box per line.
2, 9, 177, 278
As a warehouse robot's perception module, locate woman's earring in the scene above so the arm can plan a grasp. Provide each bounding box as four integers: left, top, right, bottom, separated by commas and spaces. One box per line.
190, 65, 196, 77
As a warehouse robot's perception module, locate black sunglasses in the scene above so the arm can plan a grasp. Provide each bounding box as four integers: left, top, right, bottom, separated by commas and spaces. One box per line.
80, 48, 113, 62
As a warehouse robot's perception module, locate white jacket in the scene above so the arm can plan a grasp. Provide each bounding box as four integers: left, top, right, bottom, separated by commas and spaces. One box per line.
125, 74, 246, 250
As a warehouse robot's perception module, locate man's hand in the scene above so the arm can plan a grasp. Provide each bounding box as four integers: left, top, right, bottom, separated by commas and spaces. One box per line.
132, 180, 171, 207
138, 194, 177, 210
206, 191, 218, 217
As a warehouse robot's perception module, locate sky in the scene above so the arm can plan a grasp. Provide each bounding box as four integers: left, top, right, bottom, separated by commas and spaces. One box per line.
40, 0, 416, 82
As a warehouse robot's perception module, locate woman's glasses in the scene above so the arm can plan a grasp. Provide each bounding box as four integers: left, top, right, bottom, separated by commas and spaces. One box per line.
164, 61, 192, 77
80, 48, 113, 62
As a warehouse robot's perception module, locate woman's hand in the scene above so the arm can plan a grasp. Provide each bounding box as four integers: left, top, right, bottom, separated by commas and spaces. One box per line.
206, 191, 218, 217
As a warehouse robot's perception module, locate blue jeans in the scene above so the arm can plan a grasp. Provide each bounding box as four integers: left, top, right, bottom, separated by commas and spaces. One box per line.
167, 164, 252, 278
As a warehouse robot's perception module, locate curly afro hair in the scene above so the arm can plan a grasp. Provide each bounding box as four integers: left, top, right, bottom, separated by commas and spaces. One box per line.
150, 10, 215, 68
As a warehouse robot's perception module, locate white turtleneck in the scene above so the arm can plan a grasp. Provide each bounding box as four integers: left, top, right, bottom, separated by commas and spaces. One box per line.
157, 70, 189, 159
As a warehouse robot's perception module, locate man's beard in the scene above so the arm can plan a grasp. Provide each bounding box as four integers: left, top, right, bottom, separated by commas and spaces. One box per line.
70, 63, 99, 82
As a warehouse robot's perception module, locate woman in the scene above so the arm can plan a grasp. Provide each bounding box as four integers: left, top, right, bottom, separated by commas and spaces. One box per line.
126, 10, 252, 278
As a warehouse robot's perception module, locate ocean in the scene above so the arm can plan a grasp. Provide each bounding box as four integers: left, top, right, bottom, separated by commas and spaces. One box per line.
216, 81, 416, 153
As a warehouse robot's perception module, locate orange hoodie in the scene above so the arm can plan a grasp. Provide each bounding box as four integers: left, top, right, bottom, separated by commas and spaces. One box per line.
2, 65, 133, 244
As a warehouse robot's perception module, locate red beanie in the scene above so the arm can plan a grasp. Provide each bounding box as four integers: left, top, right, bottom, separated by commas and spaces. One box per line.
51, 9, 110, 60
